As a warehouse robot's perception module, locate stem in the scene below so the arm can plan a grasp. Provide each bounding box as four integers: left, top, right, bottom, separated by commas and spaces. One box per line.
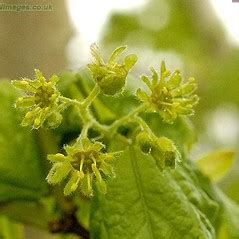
134, 116, 158, 141
60, 85, 101, 126
76, 122, 92, 144
49, 211, 89, 239
59, 96, 82, 108
81, 123, 91, 138
92, 119, 110, 135
78, 106, 92, 124
60, 87, 150, 143
82, 84, 101, 108
109, 103, 148, 132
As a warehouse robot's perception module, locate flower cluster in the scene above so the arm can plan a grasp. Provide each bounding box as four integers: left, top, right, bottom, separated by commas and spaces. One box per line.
12, 69, 62, 129
46, 138, 115, 196
87, 43, 138, 95
137, 61, 199, 124
136, 132, 181, 170
12, 44, 199, 197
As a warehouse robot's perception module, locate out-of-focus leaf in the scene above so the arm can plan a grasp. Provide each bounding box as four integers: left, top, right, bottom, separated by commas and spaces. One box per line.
217, 190, 239, 239
0, 199, 53, 229
0, 80, 47, 202
0, 215, 23, 239
196, 150, 236, 182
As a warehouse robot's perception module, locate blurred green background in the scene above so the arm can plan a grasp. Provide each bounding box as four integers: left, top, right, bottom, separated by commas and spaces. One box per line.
0, 0, 238, 238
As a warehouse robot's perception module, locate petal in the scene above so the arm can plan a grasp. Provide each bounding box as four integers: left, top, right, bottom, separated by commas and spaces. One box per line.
64, 145, 78, 155
21, 116, 33, 127
80, 173, 93, 196
136, 89, 149, 102
45, 111, 62, 129
92, 141, 104, 151
93, 164, 107, 194
64, 170, 82, 195
12, 80, 36, 93
109, 45, 127, 64
160, 61, 167, 76
81, 137, 93, 150
46, 162, 72, 185
150, 67, 159, 86
47, 153, 67, 162
167, 70, 182, 90
34, 69, 46, 83
159, 109, 177, 124
90, 43, 104, 65
15, 97, 35, 108
28, 79, 42, 89
176, 106, 194, 115
99, 161, 114, 177
140, 75, 152, 89
124, 54, 138, 71
33, 109, 48, 129
49, 75, 59, 84
171, 80, 197, 97
157, 137, 176, 152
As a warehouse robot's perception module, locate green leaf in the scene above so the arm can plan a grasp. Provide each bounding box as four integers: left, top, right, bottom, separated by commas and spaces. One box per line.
216, 189, 239, 239
0, 200, 52, 229
196, 150, 236, 182
91, 146, 216, 239
0, 215, 23, 239
0, 80, 47, 202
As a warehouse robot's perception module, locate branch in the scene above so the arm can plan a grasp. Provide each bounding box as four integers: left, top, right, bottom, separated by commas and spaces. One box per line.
49, 211, 89, 239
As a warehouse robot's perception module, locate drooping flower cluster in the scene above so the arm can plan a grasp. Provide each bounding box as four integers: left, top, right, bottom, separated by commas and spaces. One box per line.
12, 69, 62, 129
137, 61, 199, 124
87, 43, 138, 95
46, 138, 115, 196
136, 132, 181, 170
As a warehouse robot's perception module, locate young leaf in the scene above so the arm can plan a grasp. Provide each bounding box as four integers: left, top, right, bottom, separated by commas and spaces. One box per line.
91, 146, 215, 239
196, 150, 236, 182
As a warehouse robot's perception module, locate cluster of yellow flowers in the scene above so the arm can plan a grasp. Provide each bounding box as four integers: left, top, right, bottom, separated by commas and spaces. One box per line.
137, 61, 199, 124
12, 44, 198, 196
12, 70, 63, 129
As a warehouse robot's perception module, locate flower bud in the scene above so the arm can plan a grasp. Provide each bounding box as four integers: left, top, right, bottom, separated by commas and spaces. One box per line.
136, 132, 153, 154
151, 136, 181, 170
88, 44, 137, 95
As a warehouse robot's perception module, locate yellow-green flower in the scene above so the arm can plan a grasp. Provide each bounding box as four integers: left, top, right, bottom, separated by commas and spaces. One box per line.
137, 61, 199, 124
47, 138, 115, 196
88, 43, 138, 95
151, 136, 181, 170
12, 69, 62, 129
136, 132, 153, 154
136, 131, 181, 170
